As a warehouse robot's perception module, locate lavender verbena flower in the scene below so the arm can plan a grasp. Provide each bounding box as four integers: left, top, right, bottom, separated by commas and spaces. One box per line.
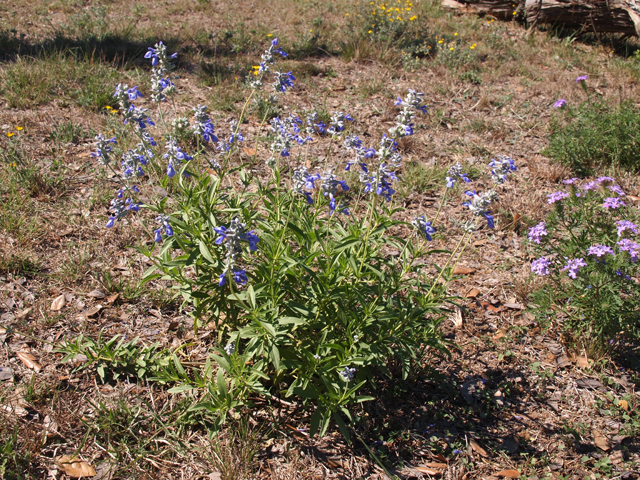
617, 238, 640, 260
339, 366, 356, 381
561, 258, 586, 279
608, 185, 626, 197
588, 244, 615, 257
328, 111, 354, 137
412, 215, 435, 241
163, 136, 193, 177
153, 214, 173, 242
321, 170, 349, 215
576, 75, 588, 83
531, 257, 551, 276
273, 71, 295, 92
596, 176, 615, 185
462, 190, 498, 229
191, 105, 218, 142
446, 162, 471, 188
563, 177, 579, 185
528, 221, 547, 244
616, 220, 638, 237
224, 343, 235, 355
554, 99, 567, 108
547, 191, 569, 204
92, 134, 117, 165
602, 197, 626, 210
488, 155, 516, 184
292, 166, 320, 204
583, 181, 598, 191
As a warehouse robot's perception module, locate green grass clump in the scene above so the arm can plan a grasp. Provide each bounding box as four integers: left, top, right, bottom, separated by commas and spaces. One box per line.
544, 100, 640, 174
0, 50, 134, 111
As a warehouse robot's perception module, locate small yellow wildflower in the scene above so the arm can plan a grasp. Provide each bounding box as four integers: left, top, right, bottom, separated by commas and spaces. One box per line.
454, 32, 458, 36
368, 30, 373, 33
310, 29, 313, 32
438, 39, 444, 43
267, 34, 273, 37
409, 15, 417, 20
7, 133, 14, 137
252, 66, 260, 76
16, 126, 23, 131
346, 12, 349, 15
450, 47, 454, 50
512, 10, 516, 14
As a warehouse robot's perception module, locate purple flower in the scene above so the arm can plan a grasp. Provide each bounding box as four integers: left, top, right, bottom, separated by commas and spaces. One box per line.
274, 71, 295, 92
531, 257, 551, 276
616, 269, 632, 281
153, 214, 172, 243
561, 258, 586, 279
563, 177, 579, 185
596, 176, 615, 185
218, 268, 248, 287
608, 185, 626, 197
576, 75, 588, 82
528, 221, 548, 244
547, 191, 569, 204
554, 99, 567, 108
602, 197, 626, 210
583, 181, 598, 191
617, 238, 639, 260
588, 244, 615, 257
616, 220, 638, 237
412, 215, 435, 241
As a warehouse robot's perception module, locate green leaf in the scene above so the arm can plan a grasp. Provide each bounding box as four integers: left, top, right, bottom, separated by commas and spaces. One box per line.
333, 412, 351, 444
198, 241, 216, 264
310, 409, 322, 436
168, 384, 195, 393
278, 316, 307, 325
216, 368, 228, 396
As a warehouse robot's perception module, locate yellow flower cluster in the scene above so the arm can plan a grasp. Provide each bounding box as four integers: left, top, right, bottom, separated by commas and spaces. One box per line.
369, 0, 415, 25
6, 126, 23, 137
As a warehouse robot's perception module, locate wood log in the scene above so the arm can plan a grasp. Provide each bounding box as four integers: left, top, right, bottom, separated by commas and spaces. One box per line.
442, 0, 640, 36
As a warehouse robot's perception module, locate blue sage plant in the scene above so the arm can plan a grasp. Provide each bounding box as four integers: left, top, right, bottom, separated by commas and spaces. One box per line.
528, 176, 640, 353
89, 38, 518, 438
